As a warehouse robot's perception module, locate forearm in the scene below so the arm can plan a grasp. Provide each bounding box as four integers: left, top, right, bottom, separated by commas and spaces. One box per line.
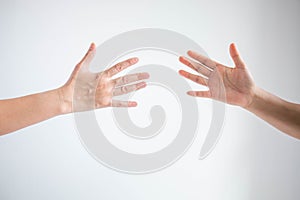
245, 87, 300, 139
0, 89, 63, 135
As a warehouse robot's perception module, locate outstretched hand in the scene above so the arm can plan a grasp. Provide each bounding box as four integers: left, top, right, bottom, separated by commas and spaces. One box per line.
58, 43, 149, 113
179, 43, 255, 108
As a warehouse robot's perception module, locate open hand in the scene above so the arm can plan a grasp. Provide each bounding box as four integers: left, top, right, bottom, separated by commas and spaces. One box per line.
179, 43, 255, 108
58, 43, 149, 113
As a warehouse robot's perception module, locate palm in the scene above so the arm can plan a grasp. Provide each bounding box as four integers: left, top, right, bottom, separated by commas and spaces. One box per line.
208, 65, 254, 107
179, 43, 255, 108
59, 44, 149, 114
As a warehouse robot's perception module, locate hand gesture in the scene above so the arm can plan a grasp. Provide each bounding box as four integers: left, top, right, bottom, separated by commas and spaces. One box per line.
59, 43, 149, 113
179, 43, 255, 108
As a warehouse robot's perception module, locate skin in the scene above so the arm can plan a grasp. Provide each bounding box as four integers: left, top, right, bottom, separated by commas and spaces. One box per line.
179, 43, 300, 140
0, 43, 149, 136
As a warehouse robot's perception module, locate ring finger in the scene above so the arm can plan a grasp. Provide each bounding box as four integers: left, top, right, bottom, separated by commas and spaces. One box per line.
113, 72, 149, 87
113, 82, 147, 96
179, 56, 212, 77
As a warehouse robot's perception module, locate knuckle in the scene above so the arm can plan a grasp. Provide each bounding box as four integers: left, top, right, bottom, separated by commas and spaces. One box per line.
101, 97, 111, 107
75, 63, 81, 68
122, 76, 128, 84
111, 63, 122, 74
121, 86, 128, 93
116, 63, 123, 72
110, 78, 116, 86
97, 72, 107, 81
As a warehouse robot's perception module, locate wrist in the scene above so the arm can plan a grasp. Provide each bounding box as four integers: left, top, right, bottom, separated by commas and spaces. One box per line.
56, 86, 73, 115
243, 86, 262, 111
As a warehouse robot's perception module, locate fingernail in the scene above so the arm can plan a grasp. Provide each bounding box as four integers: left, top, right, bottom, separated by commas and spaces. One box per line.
187, 91, 194, 96
129, 102, 137, 107
141, 72, 150, 79
132, 57, 138, 63
89, 43, 95, 51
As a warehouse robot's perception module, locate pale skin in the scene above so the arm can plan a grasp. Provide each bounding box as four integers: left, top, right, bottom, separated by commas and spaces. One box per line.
0, 43, 149, 135
179, 43, 300, 140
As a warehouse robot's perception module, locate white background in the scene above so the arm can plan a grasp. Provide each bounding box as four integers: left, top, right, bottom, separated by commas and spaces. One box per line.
0, 0, 300, 199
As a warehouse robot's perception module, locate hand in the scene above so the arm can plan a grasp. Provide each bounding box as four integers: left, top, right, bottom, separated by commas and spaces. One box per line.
179, 43, 255, 108
58, 43, 149, 113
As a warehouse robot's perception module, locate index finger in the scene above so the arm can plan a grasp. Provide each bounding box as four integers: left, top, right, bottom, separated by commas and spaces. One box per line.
106, 57, 139, 77
187, 50, 217, 70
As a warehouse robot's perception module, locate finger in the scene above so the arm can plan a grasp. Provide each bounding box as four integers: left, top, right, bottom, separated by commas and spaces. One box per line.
111, 100, 137, 107
113, 82, 146, 96
187, 91, 211, 98
179, 56, 212, 77
79, 43, 96, 66
113, 72, 150, 87
179, 70, 208, 86
70, 43, 96, 79
106, 57, 139, 77
229, 43, 245, 69
187, 50, 217, 70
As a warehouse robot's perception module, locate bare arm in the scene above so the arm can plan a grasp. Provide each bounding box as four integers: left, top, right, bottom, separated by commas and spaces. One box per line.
245, 87, 300, 139
179, 43, 300, 139
0, 89, 62, 135
0, 43, 149, 136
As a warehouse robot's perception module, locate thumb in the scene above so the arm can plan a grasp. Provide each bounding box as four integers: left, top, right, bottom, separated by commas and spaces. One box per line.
73, 43, 96, 73
79, 42, 96, 66
68, 43, 96, 82
229, 43, 245, 69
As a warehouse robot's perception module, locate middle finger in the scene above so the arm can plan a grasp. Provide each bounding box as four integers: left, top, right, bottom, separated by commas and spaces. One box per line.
113, 72, 149, 87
